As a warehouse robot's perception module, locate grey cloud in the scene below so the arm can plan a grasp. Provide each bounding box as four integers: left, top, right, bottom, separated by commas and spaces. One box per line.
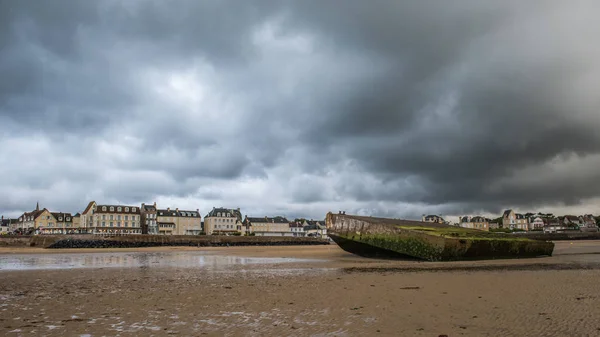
2, 1, 600, 219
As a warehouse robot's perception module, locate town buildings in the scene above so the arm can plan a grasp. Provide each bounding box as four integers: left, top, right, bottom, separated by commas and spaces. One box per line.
422, 215, 445, 224
16, 203, 53, 234
141, 203, 158, 234
156, 208, 202, 235
244, 216, 292, 236
81, 201, 142, 234
41, 212, 75, 234
502, 210, 529, 230
580, 215, 598, 232
302, 220, 328, 238
289, 221, 305, 237
459, 216, 489, 231
1, 216, 19, 233
529, 216, 545, 230
204, 207, 243, 235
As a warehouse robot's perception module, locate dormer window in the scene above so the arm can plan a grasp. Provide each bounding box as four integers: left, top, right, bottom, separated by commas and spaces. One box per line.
125, 207, 129, 212
217, 212, 221, 217
102, 206, 107, 211
117, 207, 122, 212
59, 217, 63, 221
67, 217, 71, 221
132, 207, 137, 212
110, 207, 114, 211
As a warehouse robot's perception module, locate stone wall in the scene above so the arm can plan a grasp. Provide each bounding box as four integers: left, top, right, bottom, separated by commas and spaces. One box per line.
0, 236, 31, 247
27, 235, 329, 249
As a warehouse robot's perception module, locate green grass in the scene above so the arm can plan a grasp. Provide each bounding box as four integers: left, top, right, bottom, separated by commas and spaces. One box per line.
395, 225, 532, 241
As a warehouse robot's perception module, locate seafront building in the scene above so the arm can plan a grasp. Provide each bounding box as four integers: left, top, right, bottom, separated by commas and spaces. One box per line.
422, 214, 445, 224
302, 220, 328, 238
459, 216, 490, 231
204, 207, 243, 235
502, 209, 529, 231
81, 201, 142, 234
156, 208, 202, 235
244, 216, 292, 236
16, 203, 54, 234
141, 203, 158, 234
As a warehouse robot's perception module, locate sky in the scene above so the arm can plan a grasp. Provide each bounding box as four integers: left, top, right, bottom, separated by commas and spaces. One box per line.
2, 1, 600, 222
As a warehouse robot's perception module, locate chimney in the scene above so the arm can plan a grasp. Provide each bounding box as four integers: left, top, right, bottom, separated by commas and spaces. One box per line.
342, 211, 346, 215
167, 207, 170, 212
196, 208, 199, 212
154, 202, 157, 207
176, 208, 179, 213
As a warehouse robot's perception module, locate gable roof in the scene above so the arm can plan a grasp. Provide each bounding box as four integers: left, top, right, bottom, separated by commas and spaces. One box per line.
503, 210, 512, 218
206, 207, 242, 221
20, 208, 49, 221
82, 201, 96, 215
50, 212, 73, 222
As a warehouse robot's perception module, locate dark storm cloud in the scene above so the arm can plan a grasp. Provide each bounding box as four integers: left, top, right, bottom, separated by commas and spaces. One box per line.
2, 0, 600, 218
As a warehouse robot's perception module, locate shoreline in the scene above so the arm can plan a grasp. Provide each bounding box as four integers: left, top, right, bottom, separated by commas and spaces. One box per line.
2, 241, 600, 273
2, 244, 600, 336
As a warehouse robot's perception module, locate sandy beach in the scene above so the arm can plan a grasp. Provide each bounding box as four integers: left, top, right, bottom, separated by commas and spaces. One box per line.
2, 242, 600, 336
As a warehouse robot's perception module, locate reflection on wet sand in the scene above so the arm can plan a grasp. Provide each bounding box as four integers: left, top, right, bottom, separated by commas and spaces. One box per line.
2, 242, 600, 336
0, 252, 323, 271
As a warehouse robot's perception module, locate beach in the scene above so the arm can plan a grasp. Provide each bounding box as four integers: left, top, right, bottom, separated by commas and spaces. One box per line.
2, 242, 600, 336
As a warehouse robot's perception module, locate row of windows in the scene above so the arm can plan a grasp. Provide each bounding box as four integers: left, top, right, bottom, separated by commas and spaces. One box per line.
215, 224, 236, 229
96, 221, 138, 227
100, 206, 137, 212
97, 215, 138, 221
45, 223, 75, 228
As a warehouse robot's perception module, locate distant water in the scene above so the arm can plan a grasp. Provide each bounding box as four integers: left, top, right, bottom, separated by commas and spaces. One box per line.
0, 252, 322, 271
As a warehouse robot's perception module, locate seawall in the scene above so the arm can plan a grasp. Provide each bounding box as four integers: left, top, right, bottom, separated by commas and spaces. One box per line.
0, 236, 31, 247
0, 235, 329, 249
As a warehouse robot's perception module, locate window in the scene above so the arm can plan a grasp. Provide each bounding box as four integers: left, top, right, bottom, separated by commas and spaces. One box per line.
117, 207, 122, 212
125, 222, 128, 227
110, 222, 113, 227
102, 222, 106, 227
118, 215, 121, 220
125, 215, 129, 221
59, 217, 63, 221
67, 218, 70, 221
110, 207, 114, 211
132, 207, 136, 212
125, 207, 129, 212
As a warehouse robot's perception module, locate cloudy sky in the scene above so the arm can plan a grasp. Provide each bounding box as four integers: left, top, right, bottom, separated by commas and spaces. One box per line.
2, 1, 600, 221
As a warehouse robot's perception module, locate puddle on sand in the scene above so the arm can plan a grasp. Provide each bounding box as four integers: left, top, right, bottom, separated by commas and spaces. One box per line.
0, 252, 323, 271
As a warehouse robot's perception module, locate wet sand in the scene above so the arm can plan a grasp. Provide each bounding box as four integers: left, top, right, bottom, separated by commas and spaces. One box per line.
2, 242, 600, 336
